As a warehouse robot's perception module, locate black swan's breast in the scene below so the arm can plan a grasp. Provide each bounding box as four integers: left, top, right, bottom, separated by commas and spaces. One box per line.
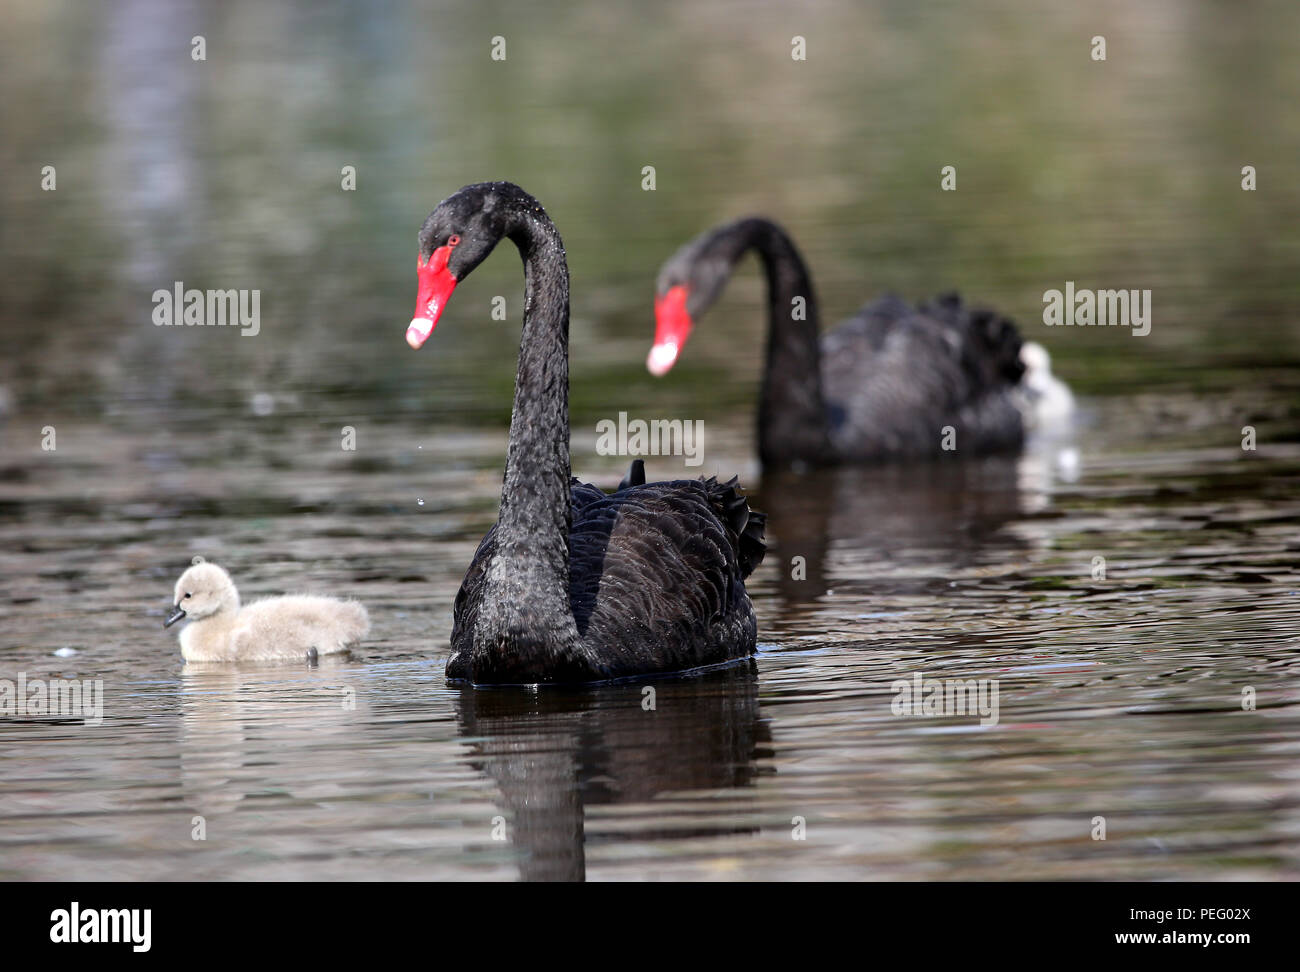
448, 475, 766, 683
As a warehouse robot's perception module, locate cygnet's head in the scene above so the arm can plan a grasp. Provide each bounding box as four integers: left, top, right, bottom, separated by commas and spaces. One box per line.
1020, 341, 1052, 376
164, 562, 238, 628
1017, 340, 1076, 429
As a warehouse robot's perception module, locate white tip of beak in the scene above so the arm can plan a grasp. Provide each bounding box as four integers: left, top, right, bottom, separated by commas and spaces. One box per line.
406, 318, 433, 350
646, 342, 679, 377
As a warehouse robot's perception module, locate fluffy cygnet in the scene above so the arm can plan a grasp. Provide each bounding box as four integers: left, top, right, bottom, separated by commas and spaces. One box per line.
1018, 341, 1076, 430
163, 562, 369, 662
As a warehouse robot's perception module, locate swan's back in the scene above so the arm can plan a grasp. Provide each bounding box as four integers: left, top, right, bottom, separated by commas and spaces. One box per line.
449, 476, 765, 683
820, 293, 1027, 461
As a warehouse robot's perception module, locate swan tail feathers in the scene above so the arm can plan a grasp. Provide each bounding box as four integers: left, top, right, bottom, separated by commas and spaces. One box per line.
701, 475, 767, 579
339, 601, 370, 644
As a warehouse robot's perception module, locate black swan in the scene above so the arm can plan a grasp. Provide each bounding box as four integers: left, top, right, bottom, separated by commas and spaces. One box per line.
648, 217, 1072, 468
405, 183, 766, 685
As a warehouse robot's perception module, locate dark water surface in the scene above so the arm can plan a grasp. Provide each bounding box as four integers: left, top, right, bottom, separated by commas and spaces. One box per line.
2, 1, 1299, 880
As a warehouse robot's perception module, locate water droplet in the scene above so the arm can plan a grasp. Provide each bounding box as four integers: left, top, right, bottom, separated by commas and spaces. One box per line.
416, 498, 425, 506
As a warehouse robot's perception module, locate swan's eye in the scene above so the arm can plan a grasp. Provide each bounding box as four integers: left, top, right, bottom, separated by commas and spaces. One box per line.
184, 593, 192, 599
447, 234, 461, 247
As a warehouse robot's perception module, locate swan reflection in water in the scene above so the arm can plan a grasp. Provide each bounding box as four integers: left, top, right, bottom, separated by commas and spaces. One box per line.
177, 657, 361, 821
756, 441, 1078, 627
451, 662, 770, 881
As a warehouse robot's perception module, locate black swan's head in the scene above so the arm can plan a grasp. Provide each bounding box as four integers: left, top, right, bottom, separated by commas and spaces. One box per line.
648, 220, 752, 376
407, 182, 529, 349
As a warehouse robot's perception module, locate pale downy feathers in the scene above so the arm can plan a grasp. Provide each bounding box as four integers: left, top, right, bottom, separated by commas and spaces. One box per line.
164, 562, 369, 662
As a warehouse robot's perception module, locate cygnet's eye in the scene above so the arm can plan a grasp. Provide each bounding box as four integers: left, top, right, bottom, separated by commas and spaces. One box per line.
184, 593, 192, 599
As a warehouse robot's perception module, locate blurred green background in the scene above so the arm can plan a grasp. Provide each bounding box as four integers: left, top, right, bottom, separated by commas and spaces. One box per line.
1, 0, 1297, 436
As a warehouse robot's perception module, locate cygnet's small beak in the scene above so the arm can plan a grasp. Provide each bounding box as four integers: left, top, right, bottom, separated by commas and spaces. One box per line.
163, 604, 187, 629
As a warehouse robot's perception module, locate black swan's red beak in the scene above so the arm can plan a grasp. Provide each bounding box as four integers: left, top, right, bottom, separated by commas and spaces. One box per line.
648, 285, 692, 376
407, 244, 459, 349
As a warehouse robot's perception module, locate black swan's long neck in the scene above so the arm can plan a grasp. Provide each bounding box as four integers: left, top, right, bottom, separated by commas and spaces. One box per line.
478, 204, 581, 649
724, 220, 831, 465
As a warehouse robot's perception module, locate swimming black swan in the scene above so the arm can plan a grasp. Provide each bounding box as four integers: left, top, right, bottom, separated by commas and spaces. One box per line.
405, 183, 766, 685
648, 217, 1071, 468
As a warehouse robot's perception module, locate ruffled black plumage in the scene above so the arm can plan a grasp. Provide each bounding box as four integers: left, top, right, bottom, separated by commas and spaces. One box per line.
820, 292, 1026, 460
448, 474, 765, 684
